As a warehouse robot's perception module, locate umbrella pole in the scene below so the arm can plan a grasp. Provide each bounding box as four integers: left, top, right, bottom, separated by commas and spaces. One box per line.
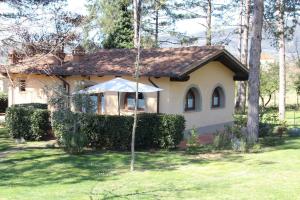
118, 92, 120, 116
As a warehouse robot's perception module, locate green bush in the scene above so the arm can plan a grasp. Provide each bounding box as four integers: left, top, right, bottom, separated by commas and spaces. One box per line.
30, 109, 50, 140
5, 106, 50, 140
52, 111, 185, 150
0, 92, 8, 113
52, 110, 87, 154
13, 103, 48, 109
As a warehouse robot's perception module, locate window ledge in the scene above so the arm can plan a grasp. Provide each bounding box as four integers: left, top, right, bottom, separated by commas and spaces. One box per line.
184, 110, 201, 113
211, 107, 225, 110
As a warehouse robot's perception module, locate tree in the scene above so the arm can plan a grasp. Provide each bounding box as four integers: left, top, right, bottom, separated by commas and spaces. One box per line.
264, 0, 300, 120
235, 0, 251, 112
0, 0, 82, 56
102, 2, 134, 48
133, 0, 142, 48
131, 0, 142, 172
84, 0, 133, 49
246, 0, 264, 144
260, 63, 279, 110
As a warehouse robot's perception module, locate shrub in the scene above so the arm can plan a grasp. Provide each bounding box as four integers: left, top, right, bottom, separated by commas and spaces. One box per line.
52, 110, 87, 154
52, 111, 185, 150
30, 109, 50, 140
213, 125, 248, 152
186, 128, 201, 154
13, 103, 48, 109
0, 92, 8, 113
5, 106, 50, 140
260, 136, 284, 146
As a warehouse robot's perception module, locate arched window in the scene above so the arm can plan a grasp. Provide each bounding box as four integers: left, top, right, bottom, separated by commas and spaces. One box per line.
185, 89, 196, 111
212, 87, 225, 108
125, 92, 145, 110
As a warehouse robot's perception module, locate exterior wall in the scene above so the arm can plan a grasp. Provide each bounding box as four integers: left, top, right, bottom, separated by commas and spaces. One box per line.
161, 61, 235, 131
8, 74, 61, 106
7, 61, 235, 133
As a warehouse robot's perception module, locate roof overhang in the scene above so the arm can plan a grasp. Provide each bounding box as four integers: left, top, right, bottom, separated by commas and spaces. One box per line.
179, 49, 249, 81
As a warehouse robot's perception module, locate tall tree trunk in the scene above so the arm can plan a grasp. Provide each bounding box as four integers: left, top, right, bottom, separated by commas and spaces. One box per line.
131, 0, 142, 172
235, 0, 250, 112
206, 0, 212, 46
133, 0, 142, 48
277, 0, 286, 120
247, 0, 264, 144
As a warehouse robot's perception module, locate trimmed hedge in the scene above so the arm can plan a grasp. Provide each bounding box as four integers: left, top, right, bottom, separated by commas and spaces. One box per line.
12, 103, 48, 109
6, 106, 50, 140
52, 111, 185, 150
0, 92, 8, 113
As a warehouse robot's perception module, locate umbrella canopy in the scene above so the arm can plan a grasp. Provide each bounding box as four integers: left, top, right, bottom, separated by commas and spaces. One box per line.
75, 77, 163, 94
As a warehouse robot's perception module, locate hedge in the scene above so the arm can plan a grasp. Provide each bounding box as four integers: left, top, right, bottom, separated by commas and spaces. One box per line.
52, 111, 185, 150
0, 92, 8, 113
12, 103, 48, 109
6, 106, 50, 140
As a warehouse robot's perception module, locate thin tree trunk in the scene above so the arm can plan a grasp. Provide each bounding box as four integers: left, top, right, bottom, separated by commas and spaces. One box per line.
131, 0, 142, 172
154, 0, 159, 47
206, 0, 212, 46
235, 0, 250, 112
277, 0, 286, 120
133, 0, 142, 48
247, 0, 264, 144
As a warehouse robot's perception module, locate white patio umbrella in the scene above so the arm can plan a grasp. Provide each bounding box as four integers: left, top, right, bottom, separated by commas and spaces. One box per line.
74, 78, 163, 115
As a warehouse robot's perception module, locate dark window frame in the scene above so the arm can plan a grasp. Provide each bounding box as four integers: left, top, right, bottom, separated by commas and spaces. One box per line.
212, 88, 221, 108
19, 79, 26, 92
124, 92, 145, 110
185, 89, 196, 111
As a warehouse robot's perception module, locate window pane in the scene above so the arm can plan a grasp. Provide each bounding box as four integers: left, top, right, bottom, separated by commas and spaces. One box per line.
213, 96, 219, 106
90, 95, 98, 113
127, 98, 135, 109
187, 98, 194, 108
138, 99, 145, 109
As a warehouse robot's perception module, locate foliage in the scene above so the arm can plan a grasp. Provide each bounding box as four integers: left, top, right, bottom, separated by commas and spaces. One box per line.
52, 111, 185, 150
13, 103, 48, 109
186, 128, 201, 153
260, 136, 285, 147
102, 3, 134, 49
264, 0, 300, 46
5, 106, 50, 140
52, 110, 88, 154
84, 0, 134, 49
294, 75, 300, 95
72, 85, 95, 113
260, 63, 279, 109
0, 92, 8, 113
44, 85, 69, 110
30, 109, 51, 140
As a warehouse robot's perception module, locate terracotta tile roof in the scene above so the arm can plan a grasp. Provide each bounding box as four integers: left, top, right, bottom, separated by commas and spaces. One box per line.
0, 46, 248, 80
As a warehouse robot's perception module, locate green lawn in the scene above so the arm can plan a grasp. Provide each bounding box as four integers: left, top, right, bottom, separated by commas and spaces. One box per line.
0, 128, 14, 152
1, 129, 300, 200
286, 110, 300, 127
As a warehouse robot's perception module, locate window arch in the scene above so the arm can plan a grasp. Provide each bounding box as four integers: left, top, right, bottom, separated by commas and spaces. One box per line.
211, 86, 225, 108
184, 87, 201, 112
124, 92, 145, 110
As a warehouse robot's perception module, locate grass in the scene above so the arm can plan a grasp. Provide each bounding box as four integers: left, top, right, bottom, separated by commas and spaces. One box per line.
0, 128, 14, 151
286, 110, 300, 127
1, 128, 300, 200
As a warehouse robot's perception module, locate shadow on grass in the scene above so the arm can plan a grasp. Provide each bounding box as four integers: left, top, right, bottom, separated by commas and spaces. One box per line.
89, 183, 207, 200
1, 134, 299, 189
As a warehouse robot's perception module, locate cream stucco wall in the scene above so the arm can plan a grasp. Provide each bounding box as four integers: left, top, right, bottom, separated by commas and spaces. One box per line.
8, 61, 236, 132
